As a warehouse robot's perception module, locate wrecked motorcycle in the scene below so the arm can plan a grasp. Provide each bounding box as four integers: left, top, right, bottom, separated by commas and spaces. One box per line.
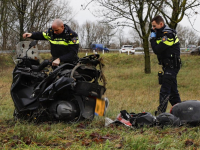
11, 40, 108, 123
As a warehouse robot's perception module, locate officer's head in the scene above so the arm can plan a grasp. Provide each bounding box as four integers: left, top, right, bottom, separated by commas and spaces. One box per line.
151, 15, 165, 31
52, 19, 64, 35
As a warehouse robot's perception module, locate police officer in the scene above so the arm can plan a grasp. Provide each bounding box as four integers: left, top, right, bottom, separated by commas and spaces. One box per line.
150, 15, 181, 114
23, 19, 79, 66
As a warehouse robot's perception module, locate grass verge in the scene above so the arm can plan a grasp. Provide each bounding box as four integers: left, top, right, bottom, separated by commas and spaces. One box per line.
0, 52, 200, 149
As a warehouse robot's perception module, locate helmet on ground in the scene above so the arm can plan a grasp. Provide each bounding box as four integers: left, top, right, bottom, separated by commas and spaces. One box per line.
170, 100, 200, 125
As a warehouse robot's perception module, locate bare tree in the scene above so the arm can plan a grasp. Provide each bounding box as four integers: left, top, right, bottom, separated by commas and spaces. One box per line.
10, 0, 72, 41
148, 0, 200, 30
129, 29, 143, 48
115, 29, 125, 48
176, 24, 200, 47
92, 0, 164, 73
68, 20, 80, 32
78, 21, 115, 48
0, 0, 72, 50
84, 21, 97, 48
198, 39, 200, 46
0, 0, 16, 50
95, 23, 115, 47
85, 0, 200, 73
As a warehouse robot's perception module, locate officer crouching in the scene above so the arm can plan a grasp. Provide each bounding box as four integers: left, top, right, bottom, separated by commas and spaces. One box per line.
150, 15, 181, 115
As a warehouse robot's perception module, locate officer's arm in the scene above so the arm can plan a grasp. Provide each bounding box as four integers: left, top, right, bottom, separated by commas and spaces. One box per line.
150, 34, 174, 55
31, 32, 46, 40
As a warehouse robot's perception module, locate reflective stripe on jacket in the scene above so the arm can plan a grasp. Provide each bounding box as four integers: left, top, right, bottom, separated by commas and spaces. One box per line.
156, 35, 179, 46
42, 32, 79, 45
150, 25, 180, 58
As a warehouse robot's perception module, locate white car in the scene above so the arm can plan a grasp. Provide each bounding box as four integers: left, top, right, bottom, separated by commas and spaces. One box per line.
119, 45, 135, 54
134, 47, 144, 55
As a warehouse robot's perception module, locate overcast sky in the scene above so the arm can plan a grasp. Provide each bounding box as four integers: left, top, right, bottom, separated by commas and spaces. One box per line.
70, 0, 200, 34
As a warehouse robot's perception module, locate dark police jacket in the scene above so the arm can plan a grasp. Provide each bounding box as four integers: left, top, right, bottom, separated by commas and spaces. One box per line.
31, 24, 79, 63
150, 25, 180, 60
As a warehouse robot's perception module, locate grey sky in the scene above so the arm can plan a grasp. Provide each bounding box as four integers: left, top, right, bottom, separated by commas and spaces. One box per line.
70, 0, 200, 33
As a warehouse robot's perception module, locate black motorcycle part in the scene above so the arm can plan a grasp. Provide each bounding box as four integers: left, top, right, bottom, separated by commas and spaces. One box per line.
156, 112, 180, 127
170, 100, 200, 125
17, 57, 40, 68
76, 65, 98, 81
11, 69, 50, 111
11, 73, 39, 111
82, 96, 96, 120
130, 112, 156, 127
11, 50, 105, 123
73, 95, 95, 120
40, 77, 75, 101
79, 58, 100, 66
31, 59, 50, 72
33, 64, 73, 96
70, 64, 98, 82
74, 81, 106, 98
50, 101, 80, 121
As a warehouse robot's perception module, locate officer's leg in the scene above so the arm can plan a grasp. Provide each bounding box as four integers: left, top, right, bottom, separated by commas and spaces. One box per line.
169, 74, 181, 106
158, 72, 173, 113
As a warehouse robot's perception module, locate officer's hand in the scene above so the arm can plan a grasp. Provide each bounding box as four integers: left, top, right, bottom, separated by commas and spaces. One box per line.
23, 33, 32, 38
52, 58, 60, 66
150, 32, 156, 38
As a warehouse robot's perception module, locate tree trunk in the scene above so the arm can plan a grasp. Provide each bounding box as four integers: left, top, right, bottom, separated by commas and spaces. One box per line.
19, 17, 24, 41
2, 22, 7, 50
143, 37, 151, 74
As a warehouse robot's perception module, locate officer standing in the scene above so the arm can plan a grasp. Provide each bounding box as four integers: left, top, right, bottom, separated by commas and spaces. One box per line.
150, 15, 181, 114
23, 19, 79, 66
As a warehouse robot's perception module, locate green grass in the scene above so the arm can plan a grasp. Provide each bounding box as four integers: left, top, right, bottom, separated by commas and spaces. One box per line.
1, 52, 200, 149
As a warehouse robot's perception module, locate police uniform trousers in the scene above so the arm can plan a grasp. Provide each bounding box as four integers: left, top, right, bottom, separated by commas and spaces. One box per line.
159, 67, 181, 112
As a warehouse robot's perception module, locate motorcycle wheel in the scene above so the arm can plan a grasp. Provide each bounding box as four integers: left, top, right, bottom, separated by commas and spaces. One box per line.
69, 99, 84, 123
50, 99, 84, 123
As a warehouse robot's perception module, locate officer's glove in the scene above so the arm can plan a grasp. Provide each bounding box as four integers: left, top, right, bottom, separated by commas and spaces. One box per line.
150, 32, 156, 39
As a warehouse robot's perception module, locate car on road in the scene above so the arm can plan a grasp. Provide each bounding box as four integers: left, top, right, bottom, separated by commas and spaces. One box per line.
186, 45, 196, 52
134, 47, 144, 51
91, 44, 109, 52
134, 47, 145, 55
119, 45, 135, 54
191, 46, 200, 55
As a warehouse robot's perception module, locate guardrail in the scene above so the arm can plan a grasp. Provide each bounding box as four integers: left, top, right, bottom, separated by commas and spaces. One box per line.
0, 48, 195, 54
0, 50, 51, 54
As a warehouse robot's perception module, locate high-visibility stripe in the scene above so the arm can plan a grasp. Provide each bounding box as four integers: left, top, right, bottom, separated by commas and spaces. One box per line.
156, 35, 179, 46
174, 36, 179, 44
43, 32, 51, 40
42, 32, 79, 45
156, 39, 162, 44
167, 38, 174, 42
163, 40, 174, 46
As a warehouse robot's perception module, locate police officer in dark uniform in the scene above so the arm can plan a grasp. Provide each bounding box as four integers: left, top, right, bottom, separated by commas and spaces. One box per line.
23, 19, 79, 66
150, 15, 181, 114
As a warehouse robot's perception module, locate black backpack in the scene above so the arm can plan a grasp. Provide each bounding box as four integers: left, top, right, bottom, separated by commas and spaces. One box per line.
120, 110, 156, 127
156, 112, 181, 127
